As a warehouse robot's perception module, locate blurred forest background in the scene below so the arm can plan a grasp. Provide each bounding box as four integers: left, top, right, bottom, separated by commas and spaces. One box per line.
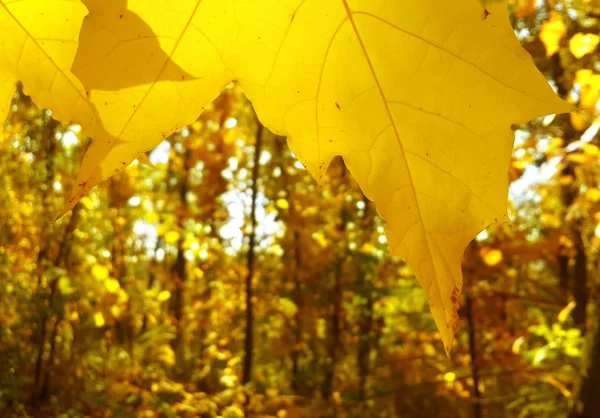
1, 1, 600, 417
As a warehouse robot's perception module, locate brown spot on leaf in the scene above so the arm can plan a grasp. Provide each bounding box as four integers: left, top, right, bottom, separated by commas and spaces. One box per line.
482, 9, 490, 20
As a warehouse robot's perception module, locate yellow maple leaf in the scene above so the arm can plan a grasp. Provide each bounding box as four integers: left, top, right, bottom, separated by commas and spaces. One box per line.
71, 0, 570, 352
0, 0, 86, 121
0, 0, 136, 216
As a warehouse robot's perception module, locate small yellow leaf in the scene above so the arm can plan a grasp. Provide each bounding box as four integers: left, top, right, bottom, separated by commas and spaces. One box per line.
137, 153, 154, 166
275, 198, 289, 210
565, 153, 587, 164
80, 197, 95, 210
570, 112, 589, 131
145, 212, 160, 223
278, 298, 298, 319
569, 33, 600, 59
156, 345, 175, 366
157, 290, 171, 302
104, 278, 120, 293
540, 213, 562, 228
222, 406, 244, 418
582, 143, 599, 156
546, 137, 564, 154
92, 265, 109, 280
558, 174, 575, 185
94, 312, 105, 327
575, 70, 600, 109
512, 336, 525, 354
539, 16, 566, 57
360, 243, 376, 254
533, 347, 548, 365
557, 301, 577, 323
443, 372, 456, 383
585, 188, 600, 203
110, 305, 122, 318
512, 160, 528, 170
164, 230, 180, 245
480, 246, 503, 267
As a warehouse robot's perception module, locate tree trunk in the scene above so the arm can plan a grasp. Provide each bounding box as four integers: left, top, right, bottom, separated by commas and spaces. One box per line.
568, 276, 600, 418
170, 237, 187, 358
242, 122, 263, 385
465, 294, 482, 418
572, 229, 588, 331
357, 290, 373, 402
322, 163, 347, 401
170, 149, 190, 368
291, 230, 302, 392
34, 203, 80, 403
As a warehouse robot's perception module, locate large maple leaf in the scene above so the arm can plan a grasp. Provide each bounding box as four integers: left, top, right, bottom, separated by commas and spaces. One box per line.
52, 0, 574, 351
0, 0, 87, 122
0, 0, 121, 201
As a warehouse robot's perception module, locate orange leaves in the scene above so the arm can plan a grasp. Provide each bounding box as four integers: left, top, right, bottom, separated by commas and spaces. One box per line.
512, 0, 537, 18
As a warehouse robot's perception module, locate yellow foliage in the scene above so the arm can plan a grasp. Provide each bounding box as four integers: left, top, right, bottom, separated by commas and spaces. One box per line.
540, 213, 562, 228
443, 371, 456, 382
582, 143, 599, 156
93, 312, 105, 327
0, 0, 129, 217
157, 290, 171, 302
0, 0, 86, 122
275, 199, 289, 210
570, 112, 590, 131
569, 33, 600, 59
145, 211, 160, 223
222, 406, 245, 418
575, 70, 600, 109
156, 344, 175, 365
360, 243, 376, 254
539, 15, 566, 57
165, 230, 180, 245
1, 0, 570, 352
585, 188, 600, 203
104, 278, 120, 293
557, 301, 577, 323
92, 264, 109, 280
278, 298, 298, 319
